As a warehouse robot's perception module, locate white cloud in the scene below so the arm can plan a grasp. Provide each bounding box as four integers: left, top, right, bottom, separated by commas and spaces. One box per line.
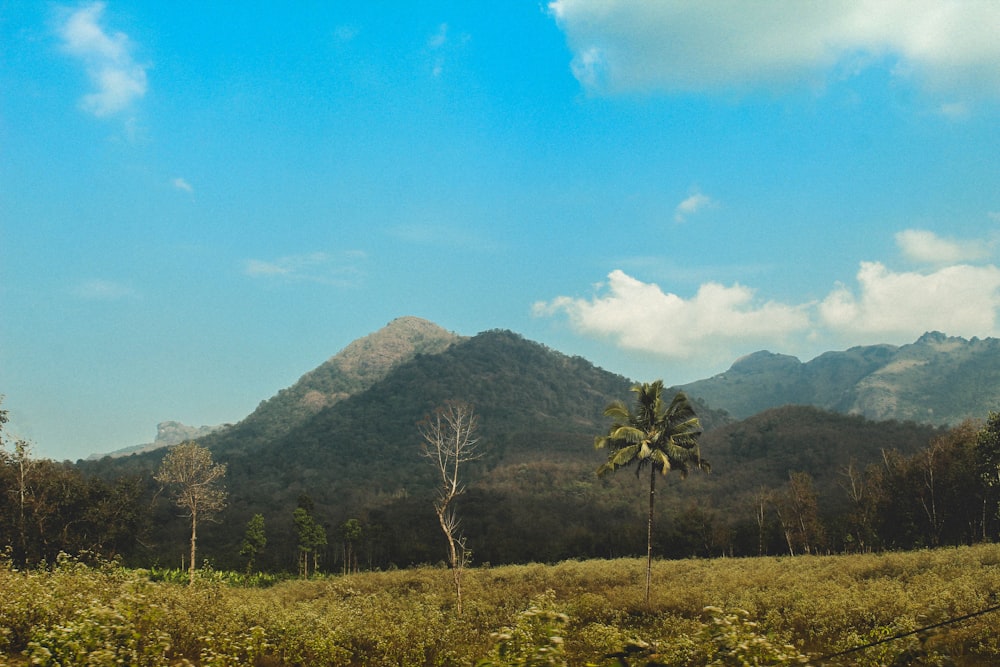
548, 0, 1000, 98
243, 251, 367, 286
424, 22, 471, 78
172, 177, 193, 194
896, 229, 991, 265
819, 261, 1000, 337
57, 2, 148, 116
72, 279, 137, 300
674, 191, 716, 223
537, 257, 1000, 368
533, 269, 810, 361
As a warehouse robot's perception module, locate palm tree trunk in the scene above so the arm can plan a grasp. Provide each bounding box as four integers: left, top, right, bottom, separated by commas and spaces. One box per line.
646, 467, 656, 606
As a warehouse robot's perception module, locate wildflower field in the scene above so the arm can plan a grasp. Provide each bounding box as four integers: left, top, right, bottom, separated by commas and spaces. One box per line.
3, 544, 1000, 666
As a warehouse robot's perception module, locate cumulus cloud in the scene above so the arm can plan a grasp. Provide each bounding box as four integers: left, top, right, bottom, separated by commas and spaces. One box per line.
537, 256, 1000, 368
533, 269, 810, 361
243, 251, 367, 286
896, 229, 991, 265
57, 2, 148, 116
548, 0, 1000, 97
674, 191, 716, 223
819, 261, 1000, 337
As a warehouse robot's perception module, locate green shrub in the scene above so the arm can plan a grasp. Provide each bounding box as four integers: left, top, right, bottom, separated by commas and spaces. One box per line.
2, 545, 1000, 665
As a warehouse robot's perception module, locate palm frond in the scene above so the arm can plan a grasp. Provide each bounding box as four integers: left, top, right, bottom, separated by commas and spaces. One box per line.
596, 382, 708, 481
609, 425, 644, 445
603, 401, 631, 421
597, 443, 642, 476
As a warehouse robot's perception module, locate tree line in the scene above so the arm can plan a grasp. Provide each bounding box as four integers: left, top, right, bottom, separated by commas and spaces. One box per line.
5, 393, 1000, 573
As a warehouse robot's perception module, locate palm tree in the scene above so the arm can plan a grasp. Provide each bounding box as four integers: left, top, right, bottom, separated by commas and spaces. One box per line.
595, 380, 709, 604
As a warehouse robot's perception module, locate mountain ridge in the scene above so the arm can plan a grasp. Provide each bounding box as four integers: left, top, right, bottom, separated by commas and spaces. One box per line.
91, 316, 461, 459
680, 331, 1000, 425
95, 326, 1000, 459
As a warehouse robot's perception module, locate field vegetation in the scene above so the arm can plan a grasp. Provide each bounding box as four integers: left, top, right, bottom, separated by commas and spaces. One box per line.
3, 544, 1000, 666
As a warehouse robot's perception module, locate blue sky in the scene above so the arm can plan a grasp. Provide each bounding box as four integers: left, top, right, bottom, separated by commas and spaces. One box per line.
3, 1, 1000, 461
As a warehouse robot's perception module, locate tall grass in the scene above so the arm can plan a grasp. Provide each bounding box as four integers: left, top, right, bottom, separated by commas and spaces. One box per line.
2, 544, 999, 665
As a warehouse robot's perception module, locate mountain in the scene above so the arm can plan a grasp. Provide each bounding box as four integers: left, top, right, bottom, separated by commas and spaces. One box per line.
205, 328, 744, 566
220, 316, 465, 448
88, 328, 732, 567
87, 316, 460, 460
80, 323, 966, 569
697, 404, 942, 504
88, 421, 225, 460
679, 332, 1000, 426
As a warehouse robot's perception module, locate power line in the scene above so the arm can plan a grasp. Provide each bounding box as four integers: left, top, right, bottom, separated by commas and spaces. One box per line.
815, 600, 1000, 662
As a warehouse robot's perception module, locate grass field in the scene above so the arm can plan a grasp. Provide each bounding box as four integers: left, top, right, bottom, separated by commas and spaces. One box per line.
3, 544, 1000, 665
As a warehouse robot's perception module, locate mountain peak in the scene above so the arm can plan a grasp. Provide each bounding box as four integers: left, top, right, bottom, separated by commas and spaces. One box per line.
685, 332, 1000, 425
916, 330, 950, 344
201, 317, 463, 450
730, 350, 801, 373
329, 317, 462, 379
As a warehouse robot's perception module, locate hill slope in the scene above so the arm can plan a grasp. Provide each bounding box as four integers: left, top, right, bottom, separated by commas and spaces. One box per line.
104, 329, 736, 568
680, 331, 1000, 425
213, 316, 461, 449
81, 323, 957, 569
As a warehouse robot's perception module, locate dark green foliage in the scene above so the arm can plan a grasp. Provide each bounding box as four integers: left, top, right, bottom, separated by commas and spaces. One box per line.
2, 399, 148, 565
976, 412, 1000, 536
293, 501, 326, 577
239, 513, 266, 572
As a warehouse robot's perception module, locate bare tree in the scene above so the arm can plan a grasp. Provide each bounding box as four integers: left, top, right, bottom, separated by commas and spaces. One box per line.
419, 401, 481, 614
752, 486, 771, 556
155, 442, 227, 585
773, 471, 824, 556
840, 459, 881, 552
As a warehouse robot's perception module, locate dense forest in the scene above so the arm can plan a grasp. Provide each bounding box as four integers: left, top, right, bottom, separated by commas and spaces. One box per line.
4, 328, 1000, 575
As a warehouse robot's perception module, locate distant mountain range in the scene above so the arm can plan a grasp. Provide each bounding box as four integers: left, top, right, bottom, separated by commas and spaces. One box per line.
679, 331, 1000, 426
89, 421, 225, 460
98, 326, 1000, 460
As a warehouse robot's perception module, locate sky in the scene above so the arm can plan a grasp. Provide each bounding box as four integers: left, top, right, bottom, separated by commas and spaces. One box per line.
2, 1, 1000, 461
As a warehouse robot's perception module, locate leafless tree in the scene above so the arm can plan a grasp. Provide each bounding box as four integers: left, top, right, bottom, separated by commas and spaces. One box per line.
419, 401, 481, 614
155, 441, 227, 585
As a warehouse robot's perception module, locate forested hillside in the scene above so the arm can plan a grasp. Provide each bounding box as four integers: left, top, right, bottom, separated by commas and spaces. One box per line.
199, 316, 462, 452
680, 331, 1000, 425
64, 325, 999, 575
